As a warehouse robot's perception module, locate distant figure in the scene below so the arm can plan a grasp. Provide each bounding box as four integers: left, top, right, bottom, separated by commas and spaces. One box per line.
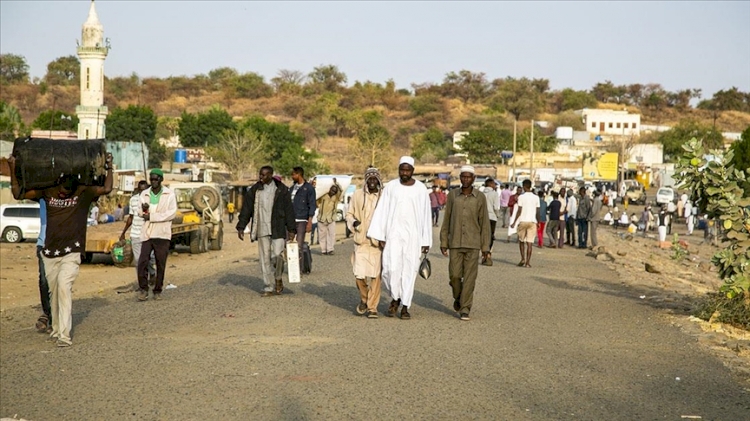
367, 156, 432, 320
113, 203, 124, 221
499, 184, 511, 228
482, 178, 500, 262
429, 185, 441, 227
536, 190, 547, 249
317, 183, 341, 255
120, 180, 156, 286
509, 179, 540, 268
588, 191, 603, 247
89, 201, 100, 226
227, 201, 236, 223
546, 191, 562, 248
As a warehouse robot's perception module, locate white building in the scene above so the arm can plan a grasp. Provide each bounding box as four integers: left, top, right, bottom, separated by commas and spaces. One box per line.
76, 0, 109, 140
579, 108, 640, 137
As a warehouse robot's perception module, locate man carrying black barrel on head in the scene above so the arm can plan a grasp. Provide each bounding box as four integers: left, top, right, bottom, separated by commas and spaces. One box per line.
8, 153, 113, 348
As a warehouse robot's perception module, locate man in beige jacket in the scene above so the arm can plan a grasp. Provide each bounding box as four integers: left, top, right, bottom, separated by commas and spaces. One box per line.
345, 167, 382, 318
137, 169, 177, 301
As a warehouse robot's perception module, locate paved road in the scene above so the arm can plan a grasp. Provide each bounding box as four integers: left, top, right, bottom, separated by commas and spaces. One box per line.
1, 227, 748, 420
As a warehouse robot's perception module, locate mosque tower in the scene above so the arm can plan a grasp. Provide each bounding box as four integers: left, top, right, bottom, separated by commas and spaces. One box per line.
75, 0, 109, 139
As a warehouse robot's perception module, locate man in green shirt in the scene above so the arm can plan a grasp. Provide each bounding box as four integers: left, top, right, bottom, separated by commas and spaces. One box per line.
440, 166, 491, 321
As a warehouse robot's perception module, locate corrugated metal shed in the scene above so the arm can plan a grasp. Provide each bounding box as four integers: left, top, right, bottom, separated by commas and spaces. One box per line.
105, 141, 149, 171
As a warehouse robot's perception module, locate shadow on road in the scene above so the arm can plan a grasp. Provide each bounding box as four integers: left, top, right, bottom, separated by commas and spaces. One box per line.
412, 289, 454, 316
71, 296, 108, 334
532, 275, 696, 314
217, 273, 266, 293
300, 282, 358, 313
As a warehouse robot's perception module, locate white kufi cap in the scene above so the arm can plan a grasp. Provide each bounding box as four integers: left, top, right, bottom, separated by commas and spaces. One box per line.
399, 156, 415, 168
459, 165, 475, 174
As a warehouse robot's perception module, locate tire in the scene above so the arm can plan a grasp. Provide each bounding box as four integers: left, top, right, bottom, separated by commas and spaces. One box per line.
209, 224, 223, 251
189, 229, 202, 254
191, 186, 220, 213
2, 227, 22, 243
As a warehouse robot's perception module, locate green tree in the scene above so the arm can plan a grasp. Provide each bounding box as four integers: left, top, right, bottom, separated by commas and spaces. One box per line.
31, 110, 79, 132
106, 105, 158, 145
487, 77, 543, 121
554, 88, 598, 112
239, 115, 323, 175
440, 70, 490, 103
411, 127, 452, 161
457, 126, 513, 164
227, 72, 273, 99
178, 107, 237, 147
205, 128, 267, 181
0, 101, 26, 139
590, 80, 626, 103
0, 53, 30, 85
349, 123, 393, 169
208, 67, 239, 89
45, 55, 80, 85
517, 126, 558, 153
656, 120, 724, 162
305, 64, 347, 94
408, 94, 444, 117
729, 126, 750, 196
271, 69, 306, 95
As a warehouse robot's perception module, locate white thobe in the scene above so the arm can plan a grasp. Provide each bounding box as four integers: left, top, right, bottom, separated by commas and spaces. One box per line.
367, 179, 432, 307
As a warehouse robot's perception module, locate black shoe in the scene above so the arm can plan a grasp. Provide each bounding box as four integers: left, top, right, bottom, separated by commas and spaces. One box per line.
387, 299, 400, 317
453, 300, 460, 312
367, 311, 379, 319
356, 302, 367, 315
400, 306, 411, 320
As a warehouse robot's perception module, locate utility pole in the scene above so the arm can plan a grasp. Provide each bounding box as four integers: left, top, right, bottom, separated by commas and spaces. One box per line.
530, 119, 535, 185
512, 119, 517, 184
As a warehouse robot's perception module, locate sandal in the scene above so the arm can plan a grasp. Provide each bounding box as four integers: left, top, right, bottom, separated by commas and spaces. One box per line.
35, 315, 49, 333
275, 279, 284, 295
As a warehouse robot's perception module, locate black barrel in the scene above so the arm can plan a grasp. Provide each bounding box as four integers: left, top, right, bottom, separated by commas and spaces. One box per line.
12, 137, 108, 193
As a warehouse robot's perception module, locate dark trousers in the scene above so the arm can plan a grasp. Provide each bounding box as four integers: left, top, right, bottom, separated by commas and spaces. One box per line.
449, 248, 480, 315
138, 238, 170, 293
228, 212, 234, 223
489, 220, 497, 251
558, 220, 565, 247
566, 218, 576, 245
432, 207, 440, 226
577, 219, 589, 247
36, 246, 51, 321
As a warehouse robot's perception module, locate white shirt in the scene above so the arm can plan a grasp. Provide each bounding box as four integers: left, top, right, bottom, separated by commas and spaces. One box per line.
516, 191, 540, 223
90, 205, 99, 222
566, 195, 578, 219
129, 193, 145, 240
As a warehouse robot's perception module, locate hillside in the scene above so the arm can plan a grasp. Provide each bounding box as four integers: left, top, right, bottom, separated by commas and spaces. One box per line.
2, 77, 749, 175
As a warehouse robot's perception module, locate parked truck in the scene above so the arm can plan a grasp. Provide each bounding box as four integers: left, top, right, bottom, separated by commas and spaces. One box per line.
84, 182, 225, 266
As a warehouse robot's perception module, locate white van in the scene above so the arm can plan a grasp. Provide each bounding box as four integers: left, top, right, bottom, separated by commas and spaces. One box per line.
1, 203, 41, 243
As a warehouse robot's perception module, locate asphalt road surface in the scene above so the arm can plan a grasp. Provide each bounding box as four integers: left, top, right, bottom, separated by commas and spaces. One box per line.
1, 228, 748, 420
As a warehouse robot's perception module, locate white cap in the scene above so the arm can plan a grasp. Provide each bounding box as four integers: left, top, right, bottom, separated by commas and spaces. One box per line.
399, 156, 415, 168
459, 165, 475, 174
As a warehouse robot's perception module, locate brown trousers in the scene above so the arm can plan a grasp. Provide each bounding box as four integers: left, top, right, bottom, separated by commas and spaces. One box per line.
448, 248, 480, 314
356, 276, 382, 313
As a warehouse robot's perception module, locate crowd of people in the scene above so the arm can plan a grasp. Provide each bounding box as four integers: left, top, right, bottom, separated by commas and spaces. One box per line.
12, 148, 708, 346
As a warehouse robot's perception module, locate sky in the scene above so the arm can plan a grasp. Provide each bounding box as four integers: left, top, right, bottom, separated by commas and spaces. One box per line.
1, 1, 749, 98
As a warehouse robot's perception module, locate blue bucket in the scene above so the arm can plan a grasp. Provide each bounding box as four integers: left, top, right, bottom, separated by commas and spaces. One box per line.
174, 149, 187, 163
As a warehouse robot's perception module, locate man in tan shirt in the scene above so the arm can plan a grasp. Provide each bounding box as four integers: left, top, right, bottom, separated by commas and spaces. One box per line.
317, 183, 341, 255
440, 166, 491, 321
345, 167, 383, 318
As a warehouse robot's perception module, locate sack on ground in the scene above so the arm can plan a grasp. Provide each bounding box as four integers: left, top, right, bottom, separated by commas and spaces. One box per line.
12, 137, 108, 196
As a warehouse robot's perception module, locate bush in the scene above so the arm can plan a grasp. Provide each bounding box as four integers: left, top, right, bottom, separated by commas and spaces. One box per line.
694, 293, 750, 330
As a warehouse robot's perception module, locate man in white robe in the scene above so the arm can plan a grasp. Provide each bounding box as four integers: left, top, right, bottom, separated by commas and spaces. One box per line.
367, 156, 432, 320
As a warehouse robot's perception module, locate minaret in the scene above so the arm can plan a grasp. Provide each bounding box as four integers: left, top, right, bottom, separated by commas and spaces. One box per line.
76, 0, 108, 139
